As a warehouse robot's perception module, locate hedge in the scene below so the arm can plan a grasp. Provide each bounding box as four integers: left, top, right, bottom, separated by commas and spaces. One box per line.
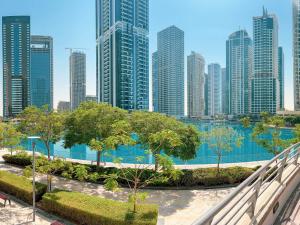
0, 170, 47, 204
2, 153, 256, 187
2, 152, 32, 167
41, 190, 158, 225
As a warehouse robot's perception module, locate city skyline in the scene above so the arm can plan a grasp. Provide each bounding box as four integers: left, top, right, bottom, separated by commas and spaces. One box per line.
0, 0, 294, 115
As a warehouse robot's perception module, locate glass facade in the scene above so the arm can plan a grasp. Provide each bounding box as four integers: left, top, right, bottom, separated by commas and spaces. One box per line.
278, 46, 284, 110
30, 35, 53, 109
96, 0, 149, 110
70, 52, 86, 110
226, 30, 252, 115
252, 8, 279, 114
2, 16, 31, 118
152, 51, 158, 112
293, 0, 300, 110
187, 51, 205, 118
207, 63, 222, 116
157, 26, 184, 117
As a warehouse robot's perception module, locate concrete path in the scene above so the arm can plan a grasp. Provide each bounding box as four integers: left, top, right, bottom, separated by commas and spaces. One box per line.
0, 151, 234, 225
275, 184, 300, 225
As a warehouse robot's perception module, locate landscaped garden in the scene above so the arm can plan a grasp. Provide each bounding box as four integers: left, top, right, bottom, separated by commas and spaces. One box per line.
0, 102, 300, 224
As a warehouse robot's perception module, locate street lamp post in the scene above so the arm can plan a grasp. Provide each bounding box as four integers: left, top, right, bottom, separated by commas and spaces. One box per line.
28, 136, 40, 222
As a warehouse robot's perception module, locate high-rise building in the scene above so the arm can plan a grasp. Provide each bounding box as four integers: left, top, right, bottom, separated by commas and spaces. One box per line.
152, 51, 159, 112
278, 47, 284, 110
221, 67, 229, 115
207, 63, 221, 116
252, 8, 279, 114
157, 26, 184, 117
96, 0, 149, 110
85, 95, 97, 102
2, 16, 31, 118
293, 0, 300, 110
226, 30, 252, 115
57, 101, 70, 112
70, 51, 86, 110
204, 73, 209, 116
187, 51, 205, 117
31, 35, 53, 109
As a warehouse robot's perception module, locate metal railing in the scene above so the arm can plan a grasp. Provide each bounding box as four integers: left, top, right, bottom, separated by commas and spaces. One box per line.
192, 142, 300, 225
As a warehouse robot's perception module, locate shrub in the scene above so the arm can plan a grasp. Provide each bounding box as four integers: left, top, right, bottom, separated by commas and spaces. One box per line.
0, 170, 47, 204
2, 152, 31, 166
2, 152, 255, 187
41, 190, 158, 225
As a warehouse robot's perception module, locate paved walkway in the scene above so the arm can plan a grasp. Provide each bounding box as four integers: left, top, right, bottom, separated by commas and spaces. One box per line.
275, 183, 300, 225
0, 151, 233, 225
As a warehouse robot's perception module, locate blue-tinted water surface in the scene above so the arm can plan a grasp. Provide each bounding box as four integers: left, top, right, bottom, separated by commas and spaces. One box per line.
22, 121, 294, 165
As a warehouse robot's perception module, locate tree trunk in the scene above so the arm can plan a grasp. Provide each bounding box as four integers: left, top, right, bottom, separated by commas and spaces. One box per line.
154, 151, 161, 172
97, 151, 101, 167
10, 146, 12, 156
217, 154, 221, 176
45, 142, 51, 161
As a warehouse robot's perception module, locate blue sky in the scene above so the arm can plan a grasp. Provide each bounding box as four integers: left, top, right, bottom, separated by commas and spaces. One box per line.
0, 0, 294, 111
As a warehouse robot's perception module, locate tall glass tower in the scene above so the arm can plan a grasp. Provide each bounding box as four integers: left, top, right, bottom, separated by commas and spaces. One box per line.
96, 0, 149, 110
187, 51, 205, 118
278, 46, 284, 110
2, 16, 31, 118
157, 26, 184, 117
31, 35, 53, 109
226, 30, 252, 115
152, 51, 158, 112
207, 63, 221, 116
293, 0, 300, 110
252, 8, 279, 114
221, 67, 229, 115
70, 51, 86, 110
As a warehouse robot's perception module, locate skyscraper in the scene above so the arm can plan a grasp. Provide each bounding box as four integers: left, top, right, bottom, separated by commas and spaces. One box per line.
70, 51, 86, 110
293, 0, 300, 110
2, 16, 31, 118
187, 51, 205, 117
226, 30, 252, 115
157, 26, 184, 117
278, 46, 284, 110
204, 73, 209, 116
31, 35, 53, 109
221, 67, 229, 115
152, 51, 158, 112
252, 8, 279, 114
207, 63, 221, 116
96, 0, 149, 110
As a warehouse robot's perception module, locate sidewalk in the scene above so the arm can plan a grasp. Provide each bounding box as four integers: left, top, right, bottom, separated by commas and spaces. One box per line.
0, 151, 233, 225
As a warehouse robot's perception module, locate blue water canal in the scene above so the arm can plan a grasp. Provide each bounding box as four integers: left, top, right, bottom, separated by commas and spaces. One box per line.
22, 121, 294, 165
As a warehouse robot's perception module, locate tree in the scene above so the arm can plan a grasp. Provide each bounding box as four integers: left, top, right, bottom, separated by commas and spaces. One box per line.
24, 156, 66, 192
103, 154, 182, 213
2, 123, 23, 155
252, 115, 291, 156
240, 116, 251, 128
130, 111, 201, 171
204, 127, 243, 175
64, 102, 134, 166
18, 105, 65, 160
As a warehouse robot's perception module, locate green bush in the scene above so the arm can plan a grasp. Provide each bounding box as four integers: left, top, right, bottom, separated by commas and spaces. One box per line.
2, 152, 255, 187
2, 152, 31, 166
41, 190, 158, 225
0, 170, 47, 204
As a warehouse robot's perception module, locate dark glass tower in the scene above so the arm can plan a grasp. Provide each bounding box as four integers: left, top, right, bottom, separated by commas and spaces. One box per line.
31, 35, 53, 109
2, 16, 31, 118
96, 0, 149, 110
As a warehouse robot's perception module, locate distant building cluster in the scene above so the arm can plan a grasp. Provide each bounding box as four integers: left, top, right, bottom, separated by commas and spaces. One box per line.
4, 1, 300, 118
